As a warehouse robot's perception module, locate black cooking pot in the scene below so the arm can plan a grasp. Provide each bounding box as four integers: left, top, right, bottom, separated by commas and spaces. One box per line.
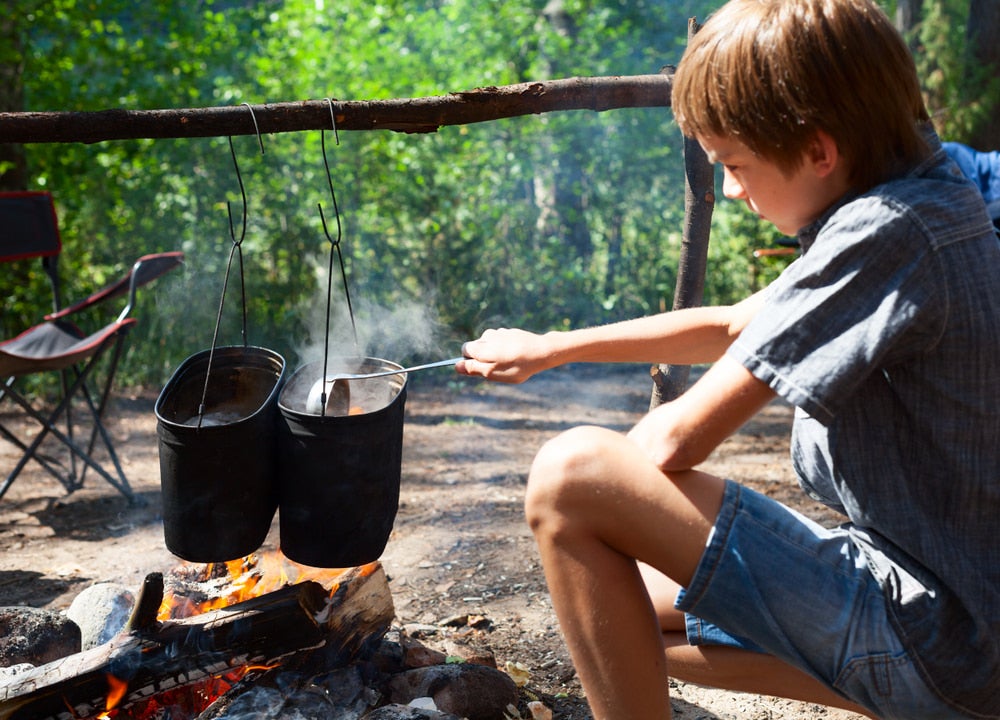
155, 345, 286, 563
276, 358, 406, 568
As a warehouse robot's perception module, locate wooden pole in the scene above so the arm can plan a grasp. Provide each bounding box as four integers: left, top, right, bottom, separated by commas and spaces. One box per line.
0, 74, 672, 145
649, 20, 714, 409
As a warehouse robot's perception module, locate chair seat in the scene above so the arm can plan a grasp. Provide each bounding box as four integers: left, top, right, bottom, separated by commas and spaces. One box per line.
0, 191, 183, 502
0, 318, 136, 377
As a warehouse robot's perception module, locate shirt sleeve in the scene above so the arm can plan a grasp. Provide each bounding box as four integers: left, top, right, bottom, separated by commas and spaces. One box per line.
727, 196, 944, 425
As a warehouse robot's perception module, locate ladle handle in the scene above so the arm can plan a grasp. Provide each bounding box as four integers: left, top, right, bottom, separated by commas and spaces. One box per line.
328, 356, 463, 381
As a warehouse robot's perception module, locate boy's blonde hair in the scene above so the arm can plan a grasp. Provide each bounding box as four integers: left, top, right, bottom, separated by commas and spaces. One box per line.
671, 0, 930, 190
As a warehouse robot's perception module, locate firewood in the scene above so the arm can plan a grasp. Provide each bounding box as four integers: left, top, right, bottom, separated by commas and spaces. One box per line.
0, 563, 393, 720
123, 572, 163, 633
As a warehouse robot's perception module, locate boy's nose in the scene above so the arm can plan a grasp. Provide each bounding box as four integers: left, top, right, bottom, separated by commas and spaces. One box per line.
721, 169, 746, 200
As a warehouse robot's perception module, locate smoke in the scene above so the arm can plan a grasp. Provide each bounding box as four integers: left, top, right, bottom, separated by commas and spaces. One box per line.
297, 260, 445, 366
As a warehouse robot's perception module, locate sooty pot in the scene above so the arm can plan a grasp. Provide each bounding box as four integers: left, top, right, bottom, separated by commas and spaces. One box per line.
276, 358, 406, 568
155, 345, 285, 563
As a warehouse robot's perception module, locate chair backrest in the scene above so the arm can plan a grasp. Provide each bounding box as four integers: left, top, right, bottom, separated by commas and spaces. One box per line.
46, 251, 185, 323
0, 191, 64, 312
0, 191, 62, 262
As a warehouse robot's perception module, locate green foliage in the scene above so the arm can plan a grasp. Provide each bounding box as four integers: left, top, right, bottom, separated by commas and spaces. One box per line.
10, 0, 712, 387
7, 0, 992, 392
905, 0, 1000, 141
707, 201, 793, 304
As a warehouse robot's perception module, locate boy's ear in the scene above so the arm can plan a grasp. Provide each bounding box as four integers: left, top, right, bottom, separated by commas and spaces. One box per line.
807, 130, 841, 178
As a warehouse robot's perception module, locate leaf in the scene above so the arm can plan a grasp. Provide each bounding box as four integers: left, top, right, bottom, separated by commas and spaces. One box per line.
504, 660, 531, 687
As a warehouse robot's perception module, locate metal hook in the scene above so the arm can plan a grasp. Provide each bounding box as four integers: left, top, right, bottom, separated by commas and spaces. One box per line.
226, 135, 248, 246
317, 99, 359, 413
319, 98, 342, 248
242, 101, 265, 155
197, 133, 254, 427
326, 97, 340, 147
319, 105, 342, 249
225, 101, 264, 246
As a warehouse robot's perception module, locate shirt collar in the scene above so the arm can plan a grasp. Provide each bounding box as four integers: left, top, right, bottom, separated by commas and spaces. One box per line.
795, 123, 942, 253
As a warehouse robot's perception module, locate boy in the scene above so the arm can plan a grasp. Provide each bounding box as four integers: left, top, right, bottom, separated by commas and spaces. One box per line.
457, 0, 1000, 717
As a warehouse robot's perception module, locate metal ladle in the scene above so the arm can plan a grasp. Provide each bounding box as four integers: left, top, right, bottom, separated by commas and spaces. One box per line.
305, 357, 463, 415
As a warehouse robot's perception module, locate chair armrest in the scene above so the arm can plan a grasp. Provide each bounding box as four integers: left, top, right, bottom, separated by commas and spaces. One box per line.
45, 252, 184, 321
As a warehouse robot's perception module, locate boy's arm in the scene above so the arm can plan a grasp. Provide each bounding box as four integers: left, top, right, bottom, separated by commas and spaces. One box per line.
627, 354, 775, 472
459, 289, 767, 384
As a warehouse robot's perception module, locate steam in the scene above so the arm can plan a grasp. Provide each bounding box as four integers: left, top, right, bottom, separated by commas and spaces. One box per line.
297, 262, 444, 367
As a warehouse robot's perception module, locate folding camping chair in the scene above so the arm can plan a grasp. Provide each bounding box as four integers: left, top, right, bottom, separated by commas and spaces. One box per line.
0, 191, 183, 502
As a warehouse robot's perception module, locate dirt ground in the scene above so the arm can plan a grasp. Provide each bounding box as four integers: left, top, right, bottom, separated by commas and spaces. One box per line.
0, 363, 866, 720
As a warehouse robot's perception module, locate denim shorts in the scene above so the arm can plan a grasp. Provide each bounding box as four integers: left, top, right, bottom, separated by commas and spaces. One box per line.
674, 480, 965, 720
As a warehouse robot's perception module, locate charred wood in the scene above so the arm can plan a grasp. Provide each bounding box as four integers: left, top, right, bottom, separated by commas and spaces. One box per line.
0, 563, 393, 720
123, 572, 163, 634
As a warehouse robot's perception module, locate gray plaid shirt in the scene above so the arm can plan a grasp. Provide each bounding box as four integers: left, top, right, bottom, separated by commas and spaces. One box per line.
729, 131, 1000, 714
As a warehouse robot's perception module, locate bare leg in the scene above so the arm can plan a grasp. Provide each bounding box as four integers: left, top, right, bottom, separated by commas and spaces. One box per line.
526, 425, 875, 720
525, 426, 727, 719
641, 565, 876, 718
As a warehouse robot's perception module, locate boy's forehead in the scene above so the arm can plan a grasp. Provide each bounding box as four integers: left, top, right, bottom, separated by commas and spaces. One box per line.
697, 134, 753, 164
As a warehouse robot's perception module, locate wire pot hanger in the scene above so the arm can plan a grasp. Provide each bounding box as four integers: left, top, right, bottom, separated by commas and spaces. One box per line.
317, 97, 360, 416
196, 103, 265, 428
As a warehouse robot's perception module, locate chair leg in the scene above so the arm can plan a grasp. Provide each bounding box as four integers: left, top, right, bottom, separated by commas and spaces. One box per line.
72, 369, 133, 500
60, 367, 81, 485
0, 338, 136, 503
76, 332, 127, 489
0, 382, 85, 498
0, 417, 69, 485
0, 384, 135, 503
0, 374, 84, 494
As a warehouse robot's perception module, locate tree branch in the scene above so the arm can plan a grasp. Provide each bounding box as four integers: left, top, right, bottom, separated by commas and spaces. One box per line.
0, 74, 673, 145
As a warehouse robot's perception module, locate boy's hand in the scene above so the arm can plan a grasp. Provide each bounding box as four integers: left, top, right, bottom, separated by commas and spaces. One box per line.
458, 328, 551, 383
626, 404, 685, 472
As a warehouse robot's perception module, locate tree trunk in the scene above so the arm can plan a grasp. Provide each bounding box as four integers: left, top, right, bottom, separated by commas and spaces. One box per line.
968, 0, 1000, 149
0, 11, 26, 190
542, 0, 592, 262
894, 0, 923, 39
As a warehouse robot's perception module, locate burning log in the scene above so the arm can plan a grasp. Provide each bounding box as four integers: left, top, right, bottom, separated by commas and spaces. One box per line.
0, 563, 393, 720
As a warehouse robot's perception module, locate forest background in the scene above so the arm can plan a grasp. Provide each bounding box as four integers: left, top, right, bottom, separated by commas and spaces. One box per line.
2, 0, 999, 389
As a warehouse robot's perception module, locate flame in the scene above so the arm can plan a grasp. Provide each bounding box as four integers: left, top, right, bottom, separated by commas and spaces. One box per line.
157, 552, 364, 620
83, 554, 370, 718
89, 674, 128, 719
105, 674, 128, 708
94, 671, 247, 719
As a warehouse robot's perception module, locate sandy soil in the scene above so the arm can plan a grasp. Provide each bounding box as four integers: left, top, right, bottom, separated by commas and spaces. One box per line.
0, 362, 866, 719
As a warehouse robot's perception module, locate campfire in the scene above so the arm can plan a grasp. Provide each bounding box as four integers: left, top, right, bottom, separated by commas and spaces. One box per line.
0, 166, 530, 718
0, 556, 523, 720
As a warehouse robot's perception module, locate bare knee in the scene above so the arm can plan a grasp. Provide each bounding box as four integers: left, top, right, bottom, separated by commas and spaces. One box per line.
524, 425, 619, 534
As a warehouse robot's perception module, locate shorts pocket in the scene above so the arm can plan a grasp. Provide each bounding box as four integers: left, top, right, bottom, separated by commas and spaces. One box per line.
833, 651, 957, 720
834, 650, 908, 700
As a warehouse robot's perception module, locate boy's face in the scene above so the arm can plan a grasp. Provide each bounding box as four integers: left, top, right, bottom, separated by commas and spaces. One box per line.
698, 133, 847, 237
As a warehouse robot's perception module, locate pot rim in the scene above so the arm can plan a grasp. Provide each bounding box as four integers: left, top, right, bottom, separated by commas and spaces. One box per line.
278, 356, 406, 419
155, 344, 286, 428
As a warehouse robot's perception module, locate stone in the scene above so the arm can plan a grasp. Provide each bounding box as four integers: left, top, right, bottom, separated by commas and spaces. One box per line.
367, 703, 463, 720
0, 607, 81, 666
387, 663, 519, 720
65, 583, 135, 649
